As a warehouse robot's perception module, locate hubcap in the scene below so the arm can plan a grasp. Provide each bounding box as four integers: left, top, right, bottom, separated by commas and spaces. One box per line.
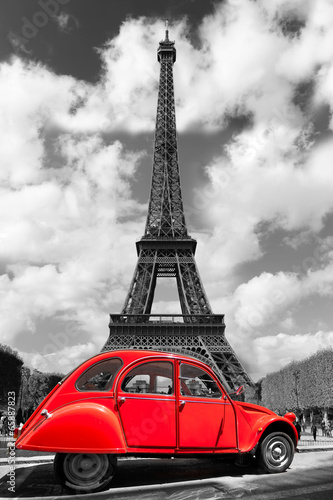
272, 446, 283, 459
63, 454, 110, 488
266, 438, 289, 468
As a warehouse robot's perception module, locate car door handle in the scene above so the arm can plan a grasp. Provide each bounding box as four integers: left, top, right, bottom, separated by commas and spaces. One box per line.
179, 400, 186, 407
41, 409, 52, 419
116, 397, 126, 411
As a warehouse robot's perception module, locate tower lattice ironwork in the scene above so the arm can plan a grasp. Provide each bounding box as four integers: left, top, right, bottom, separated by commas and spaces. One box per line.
103, 26, 253, 391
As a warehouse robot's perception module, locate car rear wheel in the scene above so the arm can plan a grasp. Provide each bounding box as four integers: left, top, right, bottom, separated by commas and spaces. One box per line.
258, 432, 294, 473
54, 453, 117, 493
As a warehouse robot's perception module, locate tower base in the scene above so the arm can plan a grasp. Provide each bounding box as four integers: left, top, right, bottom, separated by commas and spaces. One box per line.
102, 314, 254, 392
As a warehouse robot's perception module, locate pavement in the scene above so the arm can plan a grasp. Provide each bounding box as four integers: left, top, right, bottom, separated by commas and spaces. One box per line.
296, 430, 333, 452
0, 449, 333, 500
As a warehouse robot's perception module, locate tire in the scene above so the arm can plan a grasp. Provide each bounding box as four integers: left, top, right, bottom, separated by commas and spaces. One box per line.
54, 453, 117, 493
258, 432, 294, 473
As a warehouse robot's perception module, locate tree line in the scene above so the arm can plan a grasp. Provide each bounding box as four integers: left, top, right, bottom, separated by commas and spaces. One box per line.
258, 348, 333, 415
0, 343, 63, 422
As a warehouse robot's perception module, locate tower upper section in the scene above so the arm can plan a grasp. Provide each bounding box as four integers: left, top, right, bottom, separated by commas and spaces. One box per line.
157, 24, 176, 63
143, 26, 190, 241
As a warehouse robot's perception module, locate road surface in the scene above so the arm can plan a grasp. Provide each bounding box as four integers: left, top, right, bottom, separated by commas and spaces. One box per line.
0, 451, 333, 499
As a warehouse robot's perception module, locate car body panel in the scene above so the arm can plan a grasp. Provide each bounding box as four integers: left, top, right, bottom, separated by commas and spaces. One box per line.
234, 402, 298, 452
178, 398, 236, 449
118, 395, 177, 448
16, 402, 126, 453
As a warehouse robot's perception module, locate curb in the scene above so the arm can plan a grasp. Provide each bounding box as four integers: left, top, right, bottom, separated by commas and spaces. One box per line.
297, 446, 333, 453
0, 456, 54, 465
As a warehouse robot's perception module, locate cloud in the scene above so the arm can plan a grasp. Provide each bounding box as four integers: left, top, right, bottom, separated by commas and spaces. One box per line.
20, 343, 96, 374
7, 1, 332, 137
54, 12, 79, 32
8, 0, 333, 140
220, 253, 333, 338
53, 5, 291, 133
197, 134, 333, 285
211, 247, 333, 379
0, 57, 147, 370
65, 0, 333, 295
250, 331, 333, 380
0, 57, 86, 186
186, 0, 333, 292
233, 272, 302, 335
7, 32, 32, 55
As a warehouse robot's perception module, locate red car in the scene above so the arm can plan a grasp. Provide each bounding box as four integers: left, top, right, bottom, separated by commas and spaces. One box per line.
15, 350, 297, 493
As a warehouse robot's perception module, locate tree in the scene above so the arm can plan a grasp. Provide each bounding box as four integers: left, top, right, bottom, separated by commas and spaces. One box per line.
0, 344, 23, 409
20, 369, 64, 413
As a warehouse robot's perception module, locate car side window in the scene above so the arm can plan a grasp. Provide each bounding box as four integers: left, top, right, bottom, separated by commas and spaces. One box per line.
180, 363, 222, 398
76, 358, 123, 391
121, 361, 174, 395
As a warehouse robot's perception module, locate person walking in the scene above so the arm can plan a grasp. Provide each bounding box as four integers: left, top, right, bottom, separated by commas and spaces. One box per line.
311, 423, 317, 441
2, 415, 8, 436
295, 421, 301, 440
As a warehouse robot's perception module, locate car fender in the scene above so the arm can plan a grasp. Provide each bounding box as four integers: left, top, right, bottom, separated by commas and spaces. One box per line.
16, 402, 126, 454
240, 414, 298, 453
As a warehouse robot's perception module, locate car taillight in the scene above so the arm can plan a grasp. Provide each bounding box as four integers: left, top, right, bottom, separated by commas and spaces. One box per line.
13, 427, 21, 440
13, 424, 24, 440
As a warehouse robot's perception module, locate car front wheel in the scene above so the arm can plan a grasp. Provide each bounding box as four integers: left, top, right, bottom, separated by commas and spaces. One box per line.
54, 453, 117, 493
258, 432, 294, 473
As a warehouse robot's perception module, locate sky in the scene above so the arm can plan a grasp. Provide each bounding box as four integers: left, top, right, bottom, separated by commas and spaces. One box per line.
1, 0, 333, 382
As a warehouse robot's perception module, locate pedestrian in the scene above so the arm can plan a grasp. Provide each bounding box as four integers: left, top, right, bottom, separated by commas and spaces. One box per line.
311, 423, 317, 441
16, 408, 24, 426
294, 421, 301, 440
328, 421, 332, 437
2, 415, 8, 436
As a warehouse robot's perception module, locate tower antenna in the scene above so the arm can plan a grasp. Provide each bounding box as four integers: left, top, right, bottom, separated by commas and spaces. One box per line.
165, 19, 169, 40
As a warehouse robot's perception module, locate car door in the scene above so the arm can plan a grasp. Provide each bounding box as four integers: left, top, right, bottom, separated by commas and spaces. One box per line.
117, 359, 176, 449
177, 361, 237, 449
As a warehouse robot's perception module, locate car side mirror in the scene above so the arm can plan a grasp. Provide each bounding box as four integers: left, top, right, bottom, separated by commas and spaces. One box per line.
224, 385, 244, 399
235, 386, 244, 396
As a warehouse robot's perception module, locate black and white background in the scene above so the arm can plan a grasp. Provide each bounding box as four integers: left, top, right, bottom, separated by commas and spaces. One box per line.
1, 0, 333, 381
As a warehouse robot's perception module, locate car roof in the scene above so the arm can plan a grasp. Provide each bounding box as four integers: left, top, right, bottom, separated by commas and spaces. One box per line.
62, 349, 217, 381
85, 349, 210, 366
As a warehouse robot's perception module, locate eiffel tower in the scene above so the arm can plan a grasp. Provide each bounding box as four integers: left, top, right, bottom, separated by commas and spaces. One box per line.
103, 25, 253, 392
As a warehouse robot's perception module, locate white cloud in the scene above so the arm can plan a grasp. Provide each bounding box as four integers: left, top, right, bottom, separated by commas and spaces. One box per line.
0, 57, 86, 186
197, 134, 333, 287
0, 58, 147, 368
20, 343, 96, 374
221, 258, 333, 339
233, 272, 302, 335
250, 331, 333, 380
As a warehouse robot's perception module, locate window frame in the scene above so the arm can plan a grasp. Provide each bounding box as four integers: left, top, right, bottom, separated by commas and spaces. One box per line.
179, 362, 223, 399
75, 357, 123, 392
120, 360, 174, 396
